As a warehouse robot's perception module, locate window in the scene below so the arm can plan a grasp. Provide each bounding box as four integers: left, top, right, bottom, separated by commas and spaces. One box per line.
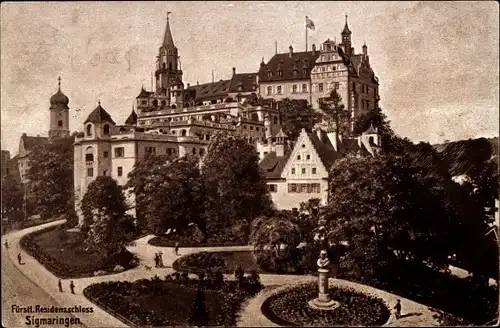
312, 167, 317, 174
273, 116, 278, 125
288, 183, 320, 193
306, 154, 310, 160
58, 120, 63, 127
297, 155, 301, 160
291, 168, 296, 175
87, 168, 93, 177
301, 168, 306, 175
86, 124, 92, 137
103, 170, 107, 176
267, 71, 272, 77
103, 151, 109, 158
192, 148, 196, 154
277, 86, 282, 94
334, 82, 340, 90
250, 126, 254, 130
332, 66, 337, 71
268, 184, 277, 193
117, 167, 123, 177
302, 68, 307, 75
277, 70, 283, 77
256, 127, 259, 131
301, 144, 305, 148
85, 153, 94, 162
302, 84, 307, 92
267, 86, 272, 95
114, 147, 125, 158
292, 85, 297, 93
319, 83, 324, 92
288, 183, 297, 193
263, 151, 268, 156
181, 129, 187, 136
141, 100, 147, 105
145, 147, 156, 155
103, 124, 110, 135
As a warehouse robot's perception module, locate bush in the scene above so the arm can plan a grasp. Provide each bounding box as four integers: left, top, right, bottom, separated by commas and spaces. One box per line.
148, 225, 250, 247
262, 282, 390, 326
61, 208, 79, 229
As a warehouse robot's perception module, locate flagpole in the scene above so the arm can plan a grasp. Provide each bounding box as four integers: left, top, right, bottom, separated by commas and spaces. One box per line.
305, 17, 308, 52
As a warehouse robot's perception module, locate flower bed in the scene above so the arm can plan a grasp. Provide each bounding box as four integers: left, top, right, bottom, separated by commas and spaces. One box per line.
261, 282, 390, 326
83, 273, 262, 326
20, 225, 138, 278
173, 251, 264, 274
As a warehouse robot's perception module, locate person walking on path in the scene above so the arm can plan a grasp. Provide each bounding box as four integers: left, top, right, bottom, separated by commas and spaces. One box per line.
174, 242, 180, 256
69, 280, 75, 294
17, 253, 22, 265
4, 240, 9, 249
158, 251, 164, 267
394, 299, 402, 319
154, 253, 159, 267
58, 279, 63, 292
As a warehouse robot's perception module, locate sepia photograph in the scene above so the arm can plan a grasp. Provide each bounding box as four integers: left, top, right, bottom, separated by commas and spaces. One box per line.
1, 1, 499, 327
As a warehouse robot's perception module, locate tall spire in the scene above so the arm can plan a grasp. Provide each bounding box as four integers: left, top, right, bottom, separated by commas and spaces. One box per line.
163, 12, 175, 48
342, 14, 351, 34
57, 76, 61, 90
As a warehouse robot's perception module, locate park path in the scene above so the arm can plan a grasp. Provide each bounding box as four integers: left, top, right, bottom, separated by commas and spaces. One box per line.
3, 221, 464, 327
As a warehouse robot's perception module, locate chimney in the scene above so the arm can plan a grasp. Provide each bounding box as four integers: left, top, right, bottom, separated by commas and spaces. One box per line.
197, 81, 199, 85
232, 67, 236, 76
312, 43, 316, 54
289, 45, 293, 58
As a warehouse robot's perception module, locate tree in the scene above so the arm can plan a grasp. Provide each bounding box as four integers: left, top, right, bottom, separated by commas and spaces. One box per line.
277, 98, 322, 141
26, 137, 73, 218
202, 133, 273, 238
323, 153, 457, 279
189, 288, 210, 327
1, 174, 24, 223
81, 176, 135, 256
126, 155, 208, 238
319, 89, 351, 138
250, 215, 301, 273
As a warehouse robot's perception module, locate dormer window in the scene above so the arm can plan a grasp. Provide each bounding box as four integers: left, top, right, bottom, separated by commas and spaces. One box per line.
103, 124, 110, 135
86, 124, 92, 137
302, 68, 307, 75
277, 70, 283, 77
293, 69, 298, 76
267, 71, 273, 77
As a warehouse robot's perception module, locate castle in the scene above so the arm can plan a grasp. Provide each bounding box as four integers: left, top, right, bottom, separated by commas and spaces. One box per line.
69, 15, 382, 220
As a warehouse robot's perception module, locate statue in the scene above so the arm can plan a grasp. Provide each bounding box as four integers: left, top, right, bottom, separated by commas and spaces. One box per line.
317, 250, 330, 270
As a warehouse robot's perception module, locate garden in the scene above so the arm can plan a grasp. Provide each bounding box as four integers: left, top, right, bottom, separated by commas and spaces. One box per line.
83, 269, 263, 326
261, 282, 390, 326
20, 225, 138, 278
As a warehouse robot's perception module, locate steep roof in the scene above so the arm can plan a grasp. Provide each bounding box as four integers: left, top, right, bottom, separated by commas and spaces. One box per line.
187, 79, 232, 102
163, 17, 175, 48
259, 50, 320, 82
136, 87, 154, 99
125, 109, 138, 126
228, 73, 258, 93
259, 151, 290, 179
307, 132, 343, 169
84, 104, 116, 125
364, 123, 378, 134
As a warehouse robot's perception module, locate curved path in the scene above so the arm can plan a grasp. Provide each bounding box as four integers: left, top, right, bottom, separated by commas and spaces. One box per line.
3, 223, 458, 327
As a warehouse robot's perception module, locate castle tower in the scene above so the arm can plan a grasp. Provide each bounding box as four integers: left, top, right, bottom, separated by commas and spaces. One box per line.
341, 15, 352, 57
155, 14, 184, 108
49, 76, 70, 139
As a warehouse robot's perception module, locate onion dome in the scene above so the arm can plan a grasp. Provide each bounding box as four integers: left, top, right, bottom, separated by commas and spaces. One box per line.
50, 77, 69, 109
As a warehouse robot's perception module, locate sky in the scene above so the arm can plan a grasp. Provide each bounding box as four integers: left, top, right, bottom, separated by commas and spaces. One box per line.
1, 1, 499, 155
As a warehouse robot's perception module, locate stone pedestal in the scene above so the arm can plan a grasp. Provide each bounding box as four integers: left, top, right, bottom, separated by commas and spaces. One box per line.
308, 267, 340, 310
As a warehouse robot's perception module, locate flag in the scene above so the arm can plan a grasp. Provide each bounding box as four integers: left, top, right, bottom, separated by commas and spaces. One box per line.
306, 16, 315, 30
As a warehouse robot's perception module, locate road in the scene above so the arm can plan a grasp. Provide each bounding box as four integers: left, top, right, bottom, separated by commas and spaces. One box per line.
2, 246, 84, 328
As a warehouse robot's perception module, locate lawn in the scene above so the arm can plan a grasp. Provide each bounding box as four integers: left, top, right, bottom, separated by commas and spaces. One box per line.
20, 226, 137, 278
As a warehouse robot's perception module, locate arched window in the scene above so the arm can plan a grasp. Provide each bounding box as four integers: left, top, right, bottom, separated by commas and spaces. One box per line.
251, 113, 259, 121
58, 120, 63, 127
181, 129, 187, 136
85, 146, 94, 162
86, 124, 93, 137
169, 62, 172, 70
103, 124, 110, 135
161, 100, 166, 106
369, 136, 374, 144
152, 100, 158, 107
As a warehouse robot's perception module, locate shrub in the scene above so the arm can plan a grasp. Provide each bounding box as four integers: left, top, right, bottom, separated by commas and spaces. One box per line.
61, 208, 79, 228
173, 251, 227, 273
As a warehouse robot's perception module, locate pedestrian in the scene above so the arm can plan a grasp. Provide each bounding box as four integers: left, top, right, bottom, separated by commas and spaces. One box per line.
394, 299, 401, 319
4, 240, 9, 249
154, 253, 159, 267
17, 253, 22, 265
174, 242, 180, 256
58, 279, 63, 292
69, 280, 75, 294
158, 251, 164, 267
